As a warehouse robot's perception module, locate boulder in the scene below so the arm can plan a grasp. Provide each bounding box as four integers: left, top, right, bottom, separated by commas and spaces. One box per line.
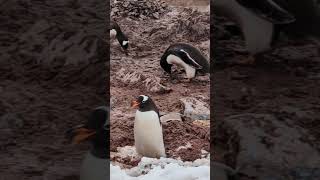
223, 113, 320, 179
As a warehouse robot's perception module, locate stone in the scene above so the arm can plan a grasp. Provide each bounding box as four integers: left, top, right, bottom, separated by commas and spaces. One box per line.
160, 113, 182, 123
179, 96, 209, 120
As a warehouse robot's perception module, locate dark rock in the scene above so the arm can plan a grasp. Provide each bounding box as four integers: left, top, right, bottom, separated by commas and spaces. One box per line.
223, 113, 320, 179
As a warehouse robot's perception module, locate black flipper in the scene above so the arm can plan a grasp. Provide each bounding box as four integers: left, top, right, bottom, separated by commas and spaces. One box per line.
236, 0, 296, 24
166, 48, 203, 69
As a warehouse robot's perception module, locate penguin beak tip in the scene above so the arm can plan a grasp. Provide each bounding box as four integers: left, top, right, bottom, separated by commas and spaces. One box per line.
131, 100, 140, 108
65, 126, 96, 144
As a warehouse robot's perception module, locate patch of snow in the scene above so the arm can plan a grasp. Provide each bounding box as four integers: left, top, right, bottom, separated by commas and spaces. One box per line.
111, 157, 210, 180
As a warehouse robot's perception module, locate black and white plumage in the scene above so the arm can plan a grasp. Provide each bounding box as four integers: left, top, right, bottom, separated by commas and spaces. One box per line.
110, 20, 129, 50
213, 0, 320, 63
131, 95, 166, 158
66, 106, 109, 180
160, 43, 210, 80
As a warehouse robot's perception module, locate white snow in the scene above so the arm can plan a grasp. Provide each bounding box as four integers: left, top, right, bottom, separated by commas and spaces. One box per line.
111, 146, 210, 180
110, 158, 210, 180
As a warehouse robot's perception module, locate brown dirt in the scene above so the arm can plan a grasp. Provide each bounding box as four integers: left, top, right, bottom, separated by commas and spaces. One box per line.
110, 1, 210, 165
0, 1, 108, 180
212, 14, 320, 175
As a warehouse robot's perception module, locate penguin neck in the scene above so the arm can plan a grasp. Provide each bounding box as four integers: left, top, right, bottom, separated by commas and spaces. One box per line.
89, 131, 108, 159
116, 31, 126, 42
89, 145, 107, 159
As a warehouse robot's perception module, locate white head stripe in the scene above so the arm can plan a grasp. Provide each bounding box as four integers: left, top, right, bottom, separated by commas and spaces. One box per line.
122, 41, 129, 46
180, 49, 201, 67
140, 95, 149, 102
267, 0, 288, 13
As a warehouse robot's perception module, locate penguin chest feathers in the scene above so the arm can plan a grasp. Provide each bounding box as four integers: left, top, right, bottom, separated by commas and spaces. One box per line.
166, 54, 196, 79
134, 110, 166, 158
110, 29, 117, 37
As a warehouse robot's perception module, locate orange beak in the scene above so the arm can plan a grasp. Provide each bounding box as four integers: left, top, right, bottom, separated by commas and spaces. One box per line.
131, 100, 140, 108
66, 125, 96, 144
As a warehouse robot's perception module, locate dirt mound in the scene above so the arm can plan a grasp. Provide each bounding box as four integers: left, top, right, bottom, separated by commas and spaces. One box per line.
111, 0, 169, 20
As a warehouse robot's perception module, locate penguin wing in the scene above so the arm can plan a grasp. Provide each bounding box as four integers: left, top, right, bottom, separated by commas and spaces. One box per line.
235, 0, 296, 24
178, 49, 203, 69
110, 21, 120, 31
155, 110, 162, 126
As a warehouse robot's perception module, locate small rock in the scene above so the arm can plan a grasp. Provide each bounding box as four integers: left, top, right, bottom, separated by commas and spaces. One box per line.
180, 96, 209, 120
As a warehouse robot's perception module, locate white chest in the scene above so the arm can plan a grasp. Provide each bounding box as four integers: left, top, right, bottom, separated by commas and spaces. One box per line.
110, 29, 117, 37
134, 110, 166, 158
232, 1, 274, 54
166, 54, 196, 78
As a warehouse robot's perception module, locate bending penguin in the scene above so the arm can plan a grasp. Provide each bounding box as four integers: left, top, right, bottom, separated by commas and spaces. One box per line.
131, 95, 166, 158
160, 43, 210, 82
212, 0, 320, 64
110, 20, 129, 51
66, 106, 109, 180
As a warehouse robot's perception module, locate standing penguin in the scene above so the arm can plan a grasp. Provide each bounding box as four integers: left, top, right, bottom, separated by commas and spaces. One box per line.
160, 43, 210, 81
212, 0, 320, 64
66, 106, 109, 180
110, 20, 129, 50
131, 95, 166, 158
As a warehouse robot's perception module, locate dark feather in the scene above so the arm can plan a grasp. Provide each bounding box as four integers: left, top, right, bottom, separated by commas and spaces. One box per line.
236, 0, 295, 24
165, 43, 210, 73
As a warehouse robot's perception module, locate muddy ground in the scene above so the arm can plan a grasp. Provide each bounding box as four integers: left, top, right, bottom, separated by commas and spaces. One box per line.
0, 0, 108, 180
110, 0, 210, 166
212, 13, 320, 179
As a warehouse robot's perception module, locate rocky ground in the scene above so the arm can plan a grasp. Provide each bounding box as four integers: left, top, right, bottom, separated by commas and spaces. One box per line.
212, 13, 320, 180
110, 0, 210, 168
0, 0, 108, 180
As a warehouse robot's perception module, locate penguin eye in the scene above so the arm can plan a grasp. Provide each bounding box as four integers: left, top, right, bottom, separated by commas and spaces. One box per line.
142, 100, 146, 104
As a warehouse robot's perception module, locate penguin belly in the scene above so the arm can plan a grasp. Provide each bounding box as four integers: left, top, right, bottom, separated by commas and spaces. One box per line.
134, 110, 166, 158
110, 29, 117, 37
80, 152, 108, 180
166, 54, 196, 79
232, 2, 274, 54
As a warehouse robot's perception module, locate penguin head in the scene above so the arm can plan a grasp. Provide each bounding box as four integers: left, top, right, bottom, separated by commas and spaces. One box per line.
160, 55, 172, 74
117, 34, 129, 50
131, 95, 158, 112
121, 39, 129, 50
66, 106, 108, 146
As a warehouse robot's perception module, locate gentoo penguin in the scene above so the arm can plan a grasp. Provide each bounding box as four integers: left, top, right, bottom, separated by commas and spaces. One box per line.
160, 43, 210, 81
110, 20, 129, 50
212, 0, 320, 64
66, 106, 109, 180
131, 95, 166, 158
